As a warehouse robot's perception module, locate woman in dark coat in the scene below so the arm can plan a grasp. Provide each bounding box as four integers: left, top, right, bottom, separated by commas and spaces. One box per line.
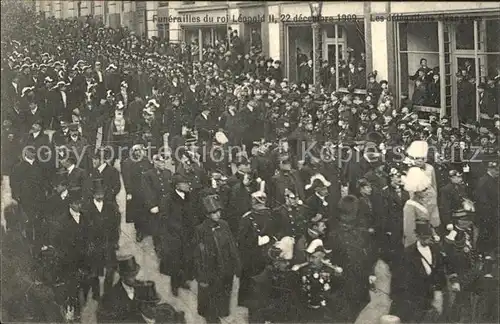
194, 194, 241, 323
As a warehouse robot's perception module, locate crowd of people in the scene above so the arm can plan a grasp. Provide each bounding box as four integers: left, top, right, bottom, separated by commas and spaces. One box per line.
1, 3, 499, 324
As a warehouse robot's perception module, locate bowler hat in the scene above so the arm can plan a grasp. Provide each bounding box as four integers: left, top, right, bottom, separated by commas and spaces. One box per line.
202, 194, 223, 214
135, 281, 161, 304
117, 254, 141, 277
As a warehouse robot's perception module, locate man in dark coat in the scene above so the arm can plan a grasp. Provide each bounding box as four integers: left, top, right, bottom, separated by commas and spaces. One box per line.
53, 198, 92, 319
475, 161, 499, 255
10, 146, 49, 248
85, 180, 121, 299
237, 190, 274, 307
60, 153, 90, 201
97, 255, 141, 323
412, 78, 428, 106
268, 155, 304, 208
381, 168, 409, 263
89, 147, 121, 204
390, 222, 447, 323
156, 173, 196, 296
328, 195, 376, 322
193, 194, 241, 323
122, 144, 153, 242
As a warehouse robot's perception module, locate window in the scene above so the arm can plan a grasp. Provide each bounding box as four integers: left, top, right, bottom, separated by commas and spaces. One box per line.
159, 2, 169, 7
397, 22, 441, 114
183, 1, 195, 5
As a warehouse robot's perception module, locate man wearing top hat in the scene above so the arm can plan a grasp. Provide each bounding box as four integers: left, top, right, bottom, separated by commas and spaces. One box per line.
60, 151, 90, 201
85, 179, 121, 299
193, 194, 240, 323
130, 281, 186, 323
390, 222, 446, 323
97, 254, 141, 323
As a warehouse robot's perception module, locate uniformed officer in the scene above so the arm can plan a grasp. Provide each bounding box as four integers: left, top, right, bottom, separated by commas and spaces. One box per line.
237, 190, 273, 308
141, 154, 172, 247
443, 209, 481, 323
271, 188, 306, 239
293, 239, 343, 323
439, 169, 475, 231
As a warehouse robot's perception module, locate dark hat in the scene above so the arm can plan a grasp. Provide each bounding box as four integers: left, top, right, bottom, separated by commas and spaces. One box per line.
202, 194, 223, 214
135, 281, 161, 304
68, 123, 79, 132
172, 173, 190, 186
365, 131, 384, 145
92, 178, 105, 195
116, 254, 141, 277
367, 72, 376, 79
338, 195, 360, 216
415, 222, 433, 237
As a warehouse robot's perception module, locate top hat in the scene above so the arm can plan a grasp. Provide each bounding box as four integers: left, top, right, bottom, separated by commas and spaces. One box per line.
117, 254, 141, 277
202, 194, 223, 214
172, 173, 190, 186
135, 281, 161, 304
92, 178, 105, 195
415, 222, 433, 237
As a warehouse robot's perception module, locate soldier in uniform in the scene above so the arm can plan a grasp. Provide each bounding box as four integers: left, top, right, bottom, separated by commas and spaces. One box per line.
237, 190, 274, 308
439, 169, 475, 232
442, 208, 481, 323
141, 154, 172, 247
270, 188, 307, 239
293, 239, 343, 323
475, 161, 499, 256
268, 155, 305, 208
248, 236, 301, 323
122, 144, 153, 242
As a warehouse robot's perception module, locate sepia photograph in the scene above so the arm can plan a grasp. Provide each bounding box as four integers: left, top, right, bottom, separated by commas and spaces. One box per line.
0, 1, 499, 323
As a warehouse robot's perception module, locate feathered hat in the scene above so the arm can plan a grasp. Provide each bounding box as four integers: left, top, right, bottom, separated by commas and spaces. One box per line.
251, 190, 267, 204
306, 239, 331, 255
406, 140, 429, 159
214, 131, 228, 145
305, 173, 331, 191
402, 167, 431, 192
268, 236, 295, 261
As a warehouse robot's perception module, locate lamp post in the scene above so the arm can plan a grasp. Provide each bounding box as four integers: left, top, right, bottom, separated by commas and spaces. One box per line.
309, 1, 323, 92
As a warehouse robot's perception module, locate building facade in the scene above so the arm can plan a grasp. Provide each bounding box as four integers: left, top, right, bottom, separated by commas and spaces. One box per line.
36, 1, 499, 124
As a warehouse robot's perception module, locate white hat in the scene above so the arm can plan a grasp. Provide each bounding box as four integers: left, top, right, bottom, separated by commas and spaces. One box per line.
305, 173, 331, 191
44, 76, 53, 82
215, 131, 228, 145
147, 99, 160, 108
116, 101, 125, 109
306, 239, 332, 254
251, 190, 267, 204
406, 140, 429, 159
21, 86, 34, 97
106, 64, 117, 71
272, 236, 295, 260
402, 167, 431, 192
